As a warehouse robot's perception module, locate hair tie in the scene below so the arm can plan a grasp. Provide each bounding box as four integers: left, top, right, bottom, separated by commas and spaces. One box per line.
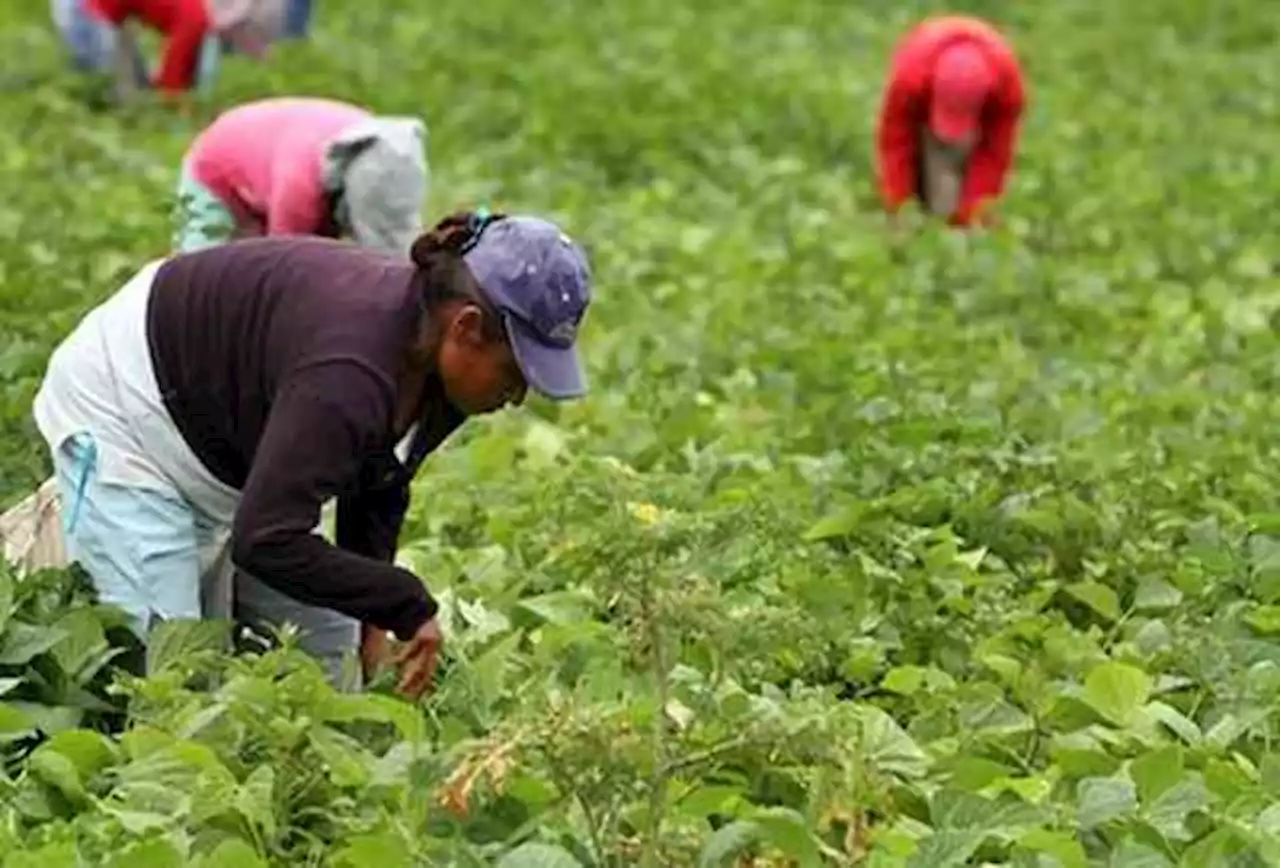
460, 207, 494, 254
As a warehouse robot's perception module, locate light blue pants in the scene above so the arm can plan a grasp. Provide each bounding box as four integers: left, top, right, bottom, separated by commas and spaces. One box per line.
173, 168, 239, 252
51, 0, 222, 94
53, 432, 361, 687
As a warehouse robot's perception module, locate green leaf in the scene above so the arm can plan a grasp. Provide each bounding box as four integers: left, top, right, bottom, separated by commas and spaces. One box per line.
0, 701, 35, 742
1142, 776, 1208, 843
882, 665, 955, 696
992, 774, 1055, 805
906, 830, 985, 868
1244, 605, 1280, 635
37, 729, 116, 784
1146, 701, 1201, 745
2, 841, 79, 868
28, 748, 88, 806
945, 756, 1015, 791
5, 702, 82, 737
49, 608, 108, 677
1083, 661, 1152, 727
1064, 581, 1121, 622
1180, 827, 1263, 868
930, 789, 1046, 835
105, 838, 184, 868
96, 807, 171, 835
145, 619, 230, 674
319, 692, 425, 742
511, 590, 594, 627
310, 725, 373, 789
1051, 732, 1122, 778
192, 839, 267, 868
0, 564, 13, 634
1133, 579, 1183, 612
1107, 839, 1172, 868
698, 820, 759, 868
802, 505, 867, 541
521, 420, 569, 467
334, 831, 415, 868
676, 784, 746, 819
1205, 712, 1254, 750
0, 622, 68, 665
752, 807, 824, 866
1017, 828, 1088, 868
495, 842, 583, 868
235, 766, 276, 839
979, 653, 1023, 686
1076, 776, 1137, 829
1130, 746, 1183, 803
854, 704, 930, 778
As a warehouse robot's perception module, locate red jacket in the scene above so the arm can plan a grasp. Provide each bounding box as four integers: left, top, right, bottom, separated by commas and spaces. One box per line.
876, 16, 1026, 226
88, 0, 211, 94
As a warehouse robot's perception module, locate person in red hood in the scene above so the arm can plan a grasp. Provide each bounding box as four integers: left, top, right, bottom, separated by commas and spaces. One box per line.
52, 0, 281, 105
875, 15, 1027, 228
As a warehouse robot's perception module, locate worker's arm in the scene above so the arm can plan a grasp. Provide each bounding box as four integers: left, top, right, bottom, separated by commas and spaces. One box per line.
231, 362, 439, 641
336, 481, 410, 681
955, 72, 1026, 226
876, 68, 924, 213
151, 3, 209, 93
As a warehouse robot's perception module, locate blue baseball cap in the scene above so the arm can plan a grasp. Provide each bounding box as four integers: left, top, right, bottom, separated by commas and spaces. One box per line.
462, 215, 592, 400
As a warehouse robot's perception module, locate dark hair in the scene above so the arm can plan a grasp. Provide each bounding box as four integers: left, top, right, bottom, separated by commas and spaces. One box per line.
409, 210, 507, 339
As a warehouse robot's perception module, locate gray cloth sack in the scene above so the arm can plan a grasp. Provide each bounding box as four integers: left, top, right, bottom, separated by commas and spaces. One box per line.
322, 116, 429, 256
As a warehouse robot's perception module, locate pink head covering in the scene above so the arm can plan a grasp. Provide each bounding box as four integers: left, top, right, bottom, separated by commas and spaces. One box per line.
928, 42, 996, 144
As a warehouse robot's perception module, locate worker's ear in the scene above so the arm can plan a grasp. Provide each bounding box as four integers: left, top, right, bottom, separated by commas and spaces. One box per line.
448, 305, 492, 349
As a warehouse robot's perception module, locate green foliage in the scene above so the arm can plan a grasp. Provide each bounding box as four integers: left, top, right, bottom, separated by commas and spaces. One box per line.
0, 562, 136, 775
1, 0, 1279, 864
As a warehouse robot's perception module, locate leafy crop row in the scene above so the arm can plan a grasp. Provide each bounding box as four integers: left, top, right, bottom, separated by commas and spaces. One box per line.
2, 0, 1279, 864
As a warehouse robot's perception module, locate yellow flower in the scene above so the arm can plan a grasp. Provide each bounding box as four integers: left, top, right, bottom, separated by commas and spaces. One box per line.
627, 502, 663, 525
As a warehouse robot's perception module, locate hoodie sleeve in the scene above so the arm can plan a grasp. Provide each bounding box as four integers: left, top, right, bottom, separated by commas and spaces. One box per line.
876, 60, 925, 212
231, 360, 437, 640
956, 58, 1027, 225
152, 0, 211, 92
335, 483, 409, 564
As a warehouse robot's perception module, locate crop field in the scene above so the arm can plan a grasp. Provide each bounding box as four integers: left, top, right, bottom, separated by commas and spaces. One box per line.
1, 0, 1279, 865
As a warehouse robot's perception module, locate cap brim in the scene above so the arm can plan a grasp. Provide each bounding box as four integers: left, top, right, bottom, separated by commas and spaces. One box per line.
928, 106, 979, 144
504, 314, 587, 400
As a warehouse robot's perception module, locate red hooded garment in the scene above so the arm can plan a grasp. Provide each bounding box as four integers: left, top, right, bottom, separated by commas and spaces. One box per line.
88, 0, 211, 93
875, 16, 1027, 227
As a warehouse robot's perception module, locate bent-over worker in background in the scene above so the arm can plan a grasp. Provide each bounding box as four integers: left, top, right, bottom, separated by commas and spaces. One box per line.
173, 96, 428, 255
875, 15, 1027, 229
50, 0, 285, 108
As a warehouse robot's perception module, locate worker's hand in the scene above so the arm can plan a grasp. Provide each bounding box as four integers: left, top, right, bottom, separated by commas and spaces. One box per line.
886, 207, 915, 243
158, 89, 196, 120
360, 623, 393, 682
959, 198, 999, 230
976, 204, 1001, 230
394, 615, 444, 699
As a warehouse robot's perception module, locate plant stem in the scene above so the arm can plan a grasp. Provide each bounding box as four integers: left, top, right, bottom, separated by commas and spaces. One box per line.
640, 564, 670, 868
660, 736, 750, 776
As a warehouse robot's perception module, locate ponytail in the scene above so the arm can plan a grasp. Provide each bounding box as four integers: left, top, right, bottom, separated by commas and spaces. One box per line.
409, 209, 506, 265
410, 210, 507, 338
